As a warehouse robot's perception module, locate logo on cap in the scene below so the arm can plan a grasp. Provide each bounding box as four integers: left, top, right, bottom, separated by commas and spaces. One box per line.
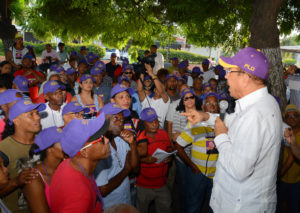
113, 104, 120, 108
24, 100, 32, 105
51, 81, 58, 86
56, 128, 63, 133
244, 64, 255, 72
74, 102, 81, 106
81, 120, 89, 125
22, 81, 27, 85
147, 109, 155, 115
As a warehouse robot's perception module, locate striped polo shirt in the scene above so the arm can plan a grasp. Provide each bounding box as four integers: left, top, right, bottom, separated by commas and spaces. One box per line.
176, 122, 219, 179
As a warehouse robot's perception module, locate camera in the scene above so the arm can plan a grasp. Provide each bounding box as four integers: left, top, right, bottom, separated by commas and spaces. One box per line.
46, 56, 52, 63
133, 53, 157, 74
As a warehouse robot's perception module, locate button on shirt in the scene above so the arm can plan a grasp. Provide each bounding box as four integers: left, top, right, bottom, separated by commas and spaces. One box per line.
94, 137, 131, 210
40, 103, 65, 129
208, 87, 282, 213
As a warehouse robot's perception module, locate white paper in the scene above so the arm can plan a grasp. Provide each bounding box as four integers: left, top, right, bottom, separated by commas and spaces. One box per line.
152, 148, 178, 164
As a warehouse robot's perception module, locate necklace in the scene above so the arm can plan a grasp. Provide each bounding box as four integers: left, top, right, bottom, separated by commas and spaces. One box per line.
77, 163, 104, 206
42, 162, 51, 184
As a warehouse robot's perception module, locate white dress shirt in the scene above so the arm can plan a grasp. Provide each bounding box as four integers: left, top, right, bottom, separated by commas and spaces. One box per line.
40, 103, 65, 129
153, 52, 164, 75
208, 87, 282, 213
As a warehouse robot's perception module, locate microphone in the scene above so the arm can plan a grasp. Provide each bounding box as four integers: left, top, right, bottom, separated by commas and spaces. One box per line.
219, 100, 229, 121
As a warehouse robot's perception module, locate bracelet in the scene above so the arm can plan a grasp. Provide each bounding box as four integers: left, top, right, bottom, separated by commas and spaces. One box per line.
152, 76, 158, 80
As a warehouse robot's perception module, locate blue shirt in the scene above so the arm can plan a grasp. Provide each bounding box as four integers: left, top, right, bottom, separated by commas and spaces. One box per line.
94, 137, 131, 209
131, 92, 142, 116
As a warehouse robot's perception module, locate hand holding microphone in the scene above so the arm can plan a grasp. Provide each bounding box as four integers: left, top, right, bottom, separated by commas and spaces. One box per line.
214, 100, 229, 137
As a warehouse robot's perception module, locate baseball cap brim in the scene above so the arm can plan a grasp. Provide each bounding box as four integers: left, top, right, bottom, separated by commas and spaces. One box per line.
87, 119, 110, 142
219, 57, 239, 69
9, 102, 46, 122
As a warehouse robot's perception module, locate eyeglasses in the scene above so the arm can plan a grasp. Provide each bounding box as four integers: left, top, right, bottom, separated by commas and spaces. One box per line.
184, 96, 195, 102
226, 70, 246, 74
124, 72, 132, 75
78, 136, 105, 153
285, 114, 300, 119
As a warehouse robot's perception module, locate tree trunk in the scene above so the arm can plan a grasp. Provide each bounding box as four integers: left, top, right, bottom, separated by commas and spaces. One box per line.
0, 0, 17, 58
249, 0, 286, 111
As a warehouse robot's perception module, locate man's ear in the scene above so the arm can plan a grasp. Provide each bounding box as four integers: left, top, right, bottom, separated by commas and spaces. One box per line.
111, 98, 115, 103
79, 148, 89, 159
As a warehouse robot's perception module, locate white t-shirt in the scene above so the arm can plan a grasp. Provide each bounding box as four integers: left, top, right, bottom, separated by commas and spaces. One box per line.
41, 49, 60, 63
153, 52, 164, 75
9, 47, 28, 65
141, 96, 170, 128
40, 103, 66, 129
202, 69, 216, 83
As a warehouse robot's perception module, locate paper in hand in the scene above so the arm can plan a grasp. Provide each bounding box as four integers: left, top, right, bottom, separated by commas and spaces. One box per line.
152, 148, 177, 164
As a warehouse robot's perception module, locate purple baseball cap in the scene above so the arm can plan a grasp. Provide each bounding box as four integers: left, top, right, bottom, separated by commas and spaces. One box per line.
202, 82, 213, 90
80, 74, 95, 83
124, 123, 135, 133
178, 61, 188, 69
50, 64, 59, 72
0, 89, 24, 106
144, 74, 152, 81
219, 47, 269, 79
70, 51, 78, 57
203, 92, 219, 101
111, 53, 117, 57
87, 52, 97, 63
61, 112, 109, 157
192, 67, 203, 74
9, 100, 45, 122
34, 127, 63, 153
78, 59, 88, 66
218, 92, 230, 101
66, 68, 77, 75
177, 76, 187, 83
215, 65, 226, 78
13, 76, 29, 93
110, 84, 135, 98
140, 108, 158, 122
80, 46, 87, 51
171, 57, 178, 61
91, 66, 104, 75
101, 103, 130, 117
181, 88, 195, 98
118, 75, 130, 83
94, 61, 106, 71
44, 80, 62, 95
22, 54, 33, 61
123, 65, 133, 71
202, 59, 210, 65
54, 65, 65, 73
165, 75, 178, 81
62, 101, 89, 116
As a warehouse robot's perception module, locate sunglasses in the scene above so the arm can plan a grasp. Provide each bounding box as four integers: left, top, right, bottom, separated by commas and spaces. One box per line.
77, 136, 105, 155
184, 96, 195, 101
124, 72, 132, 74
285, 114, 300, 119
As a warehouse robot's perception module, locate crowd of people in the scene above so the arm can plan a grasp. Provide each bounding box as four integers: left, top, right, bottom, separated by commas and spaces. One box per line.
0, 32, 299, 213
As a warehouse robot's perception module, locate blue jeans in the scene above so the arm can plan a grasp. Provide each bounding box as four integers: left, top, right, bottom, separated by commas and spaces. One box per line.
186, 167, 213, 213
175, 158, 189, 213
277, 180, 300, 213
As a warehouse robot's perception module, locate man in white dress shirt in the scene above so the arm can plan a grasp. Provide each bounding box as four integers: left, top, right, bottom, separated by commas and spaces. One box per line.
182, 47, 282, 213
150, 45, 164, 75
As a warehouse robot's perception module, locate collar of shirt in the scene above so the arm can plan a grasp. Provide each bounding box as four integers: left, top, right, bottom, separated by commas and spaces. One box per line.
235, 87, 268, 114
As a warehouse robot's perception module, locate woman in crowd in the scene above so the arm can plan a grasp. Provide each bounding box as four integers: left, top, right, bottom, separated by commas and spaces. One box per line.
172, 87, 202, 212
122, 65, 138, 91
6, 32, 28, 71
71, 74, 104, 119
24, 127, 65, 213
